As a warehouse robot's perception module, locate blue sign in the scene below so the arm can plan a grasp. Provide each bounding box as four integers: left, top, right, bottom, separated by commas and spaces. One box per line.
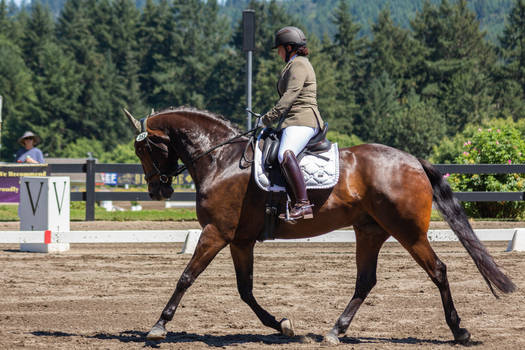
103, 172, 118, 186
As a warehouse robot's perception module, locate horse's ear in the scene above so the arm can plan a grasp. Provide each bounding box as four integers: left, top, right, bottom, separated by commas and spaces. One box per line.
123, 108, 141, 133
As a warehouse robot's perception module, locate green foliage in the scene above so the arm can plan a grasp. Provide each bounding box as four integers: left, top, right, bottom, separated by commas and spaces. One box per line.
0, 204, 18, 221
98, 140, 138, 163
327, 131, 363, 148
220, 0, 514, 43
0, 0, 522, 186
358, 71, 400, 142
322, 0, 365, 135
0, 35, 40, 160
366, 9, 427, 97
493, 0, 525, 121
57, 138, 138, 163
447, 125, 525, 218
387, 92, 446, 158
430, 118, 525, 163
74, 207, 197, 221
411, 0, 496, 136
0, 204, 197, 221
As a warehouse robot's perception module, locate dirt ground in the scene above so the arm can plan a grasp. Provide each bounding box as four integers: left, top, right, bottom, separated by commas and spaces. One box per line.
0, 237, 524, 349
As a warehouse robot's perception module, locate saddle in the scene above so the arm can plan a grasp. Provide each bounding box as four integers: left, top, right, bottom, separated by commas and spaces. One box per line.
261, 123, 331, 172
257, 124, 335, 242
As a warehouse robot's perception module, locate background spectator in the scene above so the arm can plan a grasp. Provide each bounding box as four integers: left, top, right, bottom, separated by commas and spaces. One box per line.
15, 131, 45, 164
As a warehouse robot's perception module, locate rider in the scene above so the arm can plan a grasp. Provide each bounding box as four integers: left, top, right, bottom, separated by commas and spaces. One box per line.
262, 26, 324, 221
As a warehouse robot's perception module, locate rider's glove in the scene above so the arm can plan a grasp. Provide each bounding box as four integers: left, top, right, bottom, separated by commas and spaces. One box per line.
261, 114, 273, 127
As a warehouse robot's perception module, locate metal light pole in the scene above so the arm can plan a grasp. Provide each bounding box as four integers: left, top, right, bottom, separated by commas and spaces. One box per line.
243, 10, 255, 130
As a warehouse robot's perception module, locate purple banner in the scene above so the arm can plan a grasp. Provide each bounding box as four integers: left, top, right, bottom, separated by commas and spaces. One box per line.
0, 164, 49, 203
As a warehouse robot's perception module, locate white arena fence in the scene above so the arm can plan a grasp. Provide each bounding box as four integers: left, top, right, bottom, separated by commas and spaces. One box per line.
0, 228, 518, 244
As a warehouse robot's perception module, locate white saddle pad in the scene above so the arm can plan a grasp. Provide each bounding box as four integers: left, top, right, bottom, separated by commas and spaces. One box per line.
253, 132, 340, 192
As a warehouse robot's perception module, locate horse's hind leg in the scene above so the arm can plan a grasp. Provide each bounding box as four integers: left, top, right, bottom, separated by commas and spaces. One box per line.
147, 224, 228, 340
396, 233, 470, 343
230, 241, 292, 335
324, 222, 389, 344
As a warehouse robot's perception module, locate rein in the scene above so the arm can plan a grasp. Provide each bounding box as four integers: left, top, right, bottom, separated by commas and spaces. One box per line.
139, 114, 260, 183
173, 126, 259, 176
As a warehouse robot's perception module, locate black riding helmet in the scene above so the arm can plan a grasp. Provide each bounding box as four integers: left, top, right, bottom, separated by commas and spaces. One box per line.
272, 26, 306, 49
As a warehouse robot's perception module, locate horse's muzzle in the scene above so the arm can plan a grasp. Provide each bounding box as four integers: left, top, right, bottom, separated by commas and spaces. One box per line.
148, 183, 174, 200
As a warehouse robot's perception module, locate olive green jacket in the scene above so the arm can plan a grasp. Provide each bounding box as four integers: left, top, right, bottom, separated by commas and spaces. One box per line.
265, 56, 324, 129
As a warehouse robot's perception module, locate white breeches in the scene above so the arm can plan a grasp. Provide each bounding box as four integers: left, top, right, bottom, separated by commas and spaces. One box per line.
278, 126, 318, 163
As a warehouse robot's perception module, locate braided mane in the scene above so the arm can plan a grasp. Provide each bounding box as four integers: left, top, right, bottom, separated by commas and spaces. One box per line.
151, 106, 241, 133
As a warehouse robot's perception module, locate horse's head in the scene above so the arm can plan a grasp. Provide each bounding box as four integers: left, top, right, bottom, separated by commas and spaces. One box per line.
124, 109, 176, 200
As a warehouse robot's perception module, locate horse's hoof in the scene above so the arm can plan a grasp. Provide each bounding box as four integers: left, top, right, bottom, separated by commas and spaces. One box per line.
280, 318, 295, 337
454, 328, 471, 344
323, 332, 340, 345
146, 325, 167, 341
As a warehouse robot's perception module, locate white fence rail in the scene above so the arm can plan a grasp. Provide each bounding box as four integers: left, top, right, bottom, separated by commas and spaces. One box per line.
0, 229, 516, 244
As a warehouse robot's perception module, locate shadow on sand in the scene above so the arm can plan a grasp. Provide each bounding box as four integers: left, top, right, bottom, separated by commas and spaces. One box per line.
32, 330, 482, 347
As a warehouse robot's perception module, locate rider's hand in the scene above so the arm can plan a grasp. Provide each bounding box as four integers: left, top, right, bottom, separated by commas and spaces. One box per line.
261, 114, 272, 127
255, 117, 264, 128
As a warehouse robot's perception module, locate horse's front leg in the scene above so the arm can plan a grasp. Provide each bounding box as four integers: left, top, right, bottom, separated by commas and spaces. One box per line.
230, 241, 294, 336
147, 224, 228, 340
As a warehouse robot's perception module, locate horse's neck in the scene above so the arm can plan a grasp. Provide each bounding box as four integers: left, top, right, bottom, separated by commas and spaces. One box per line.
155, 112, 241, 186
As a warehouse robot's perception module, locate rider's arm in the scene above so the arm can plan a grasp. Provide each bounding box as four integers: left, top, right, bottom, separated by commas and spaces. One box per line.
263, 60, 307, 125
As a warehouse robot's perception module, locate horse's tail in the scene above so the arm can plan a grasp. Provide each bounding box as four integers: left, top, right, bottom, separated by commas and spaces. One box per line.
418, 158, 516, 297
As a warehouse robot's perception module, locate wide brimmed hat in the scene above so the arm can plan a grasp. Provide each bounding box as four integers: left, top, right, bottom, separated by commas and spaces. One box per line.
18, 131, 41, 146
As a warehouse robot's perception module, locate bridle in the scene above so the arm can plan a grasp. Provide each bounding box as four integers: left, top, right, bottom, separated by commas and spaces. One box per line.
136, 115, 260, 184
140, 136, 180, 183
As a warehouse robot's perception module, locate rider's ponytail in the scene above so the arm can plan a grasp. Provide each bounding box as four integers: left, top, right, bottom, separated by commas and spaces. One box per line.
296, 45, 309, 56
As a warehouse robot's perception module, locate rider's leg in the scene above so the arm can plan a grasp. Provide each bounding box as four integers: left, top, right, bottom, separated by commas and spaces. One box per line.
277, 126, 318, 163
278, 126, 317, 220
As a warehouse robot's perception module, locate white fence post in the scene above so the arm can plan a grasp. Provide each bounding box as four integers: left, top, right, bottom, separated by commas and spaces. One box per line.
506, 228, 525, 252
180, 229, 201, 254
19, 176, 70, 253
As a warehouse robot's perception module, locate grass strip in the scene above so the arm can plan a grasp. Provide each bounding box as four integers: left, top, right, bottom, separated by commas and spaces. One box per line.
0, 204, 197, 222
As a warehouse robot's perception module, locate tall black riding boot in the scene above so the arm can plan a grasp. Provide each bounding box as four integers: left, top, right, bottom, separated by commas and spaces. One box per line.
279, 150, 313, 220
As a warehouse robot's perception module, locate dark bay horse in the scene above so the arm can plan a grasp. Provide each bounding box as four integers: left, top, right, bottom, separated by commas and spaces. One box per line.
124, 107, 515, 345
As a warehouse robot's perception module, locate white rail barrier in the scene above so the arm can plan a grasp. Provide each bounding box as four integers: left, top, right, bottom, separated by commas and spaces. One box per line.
0, 229, 519, 254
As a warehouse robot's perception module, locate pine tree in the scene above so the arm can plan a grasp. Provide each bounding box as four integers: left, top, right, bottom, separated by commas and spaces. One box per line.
496, 0, 525, 120
137, 0, 172, 108
21, 1, 54, 72
108, 0, 145, 116
56, 0, 132, 150
308, 35, 339, 129
411, 0, 496, 134
0, 36, 40, 160
359, 71, 401, 143
20, 1, 82, 155
389, 91, 447, 158
324, 0, 366, 135
367, 9, 427, 97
